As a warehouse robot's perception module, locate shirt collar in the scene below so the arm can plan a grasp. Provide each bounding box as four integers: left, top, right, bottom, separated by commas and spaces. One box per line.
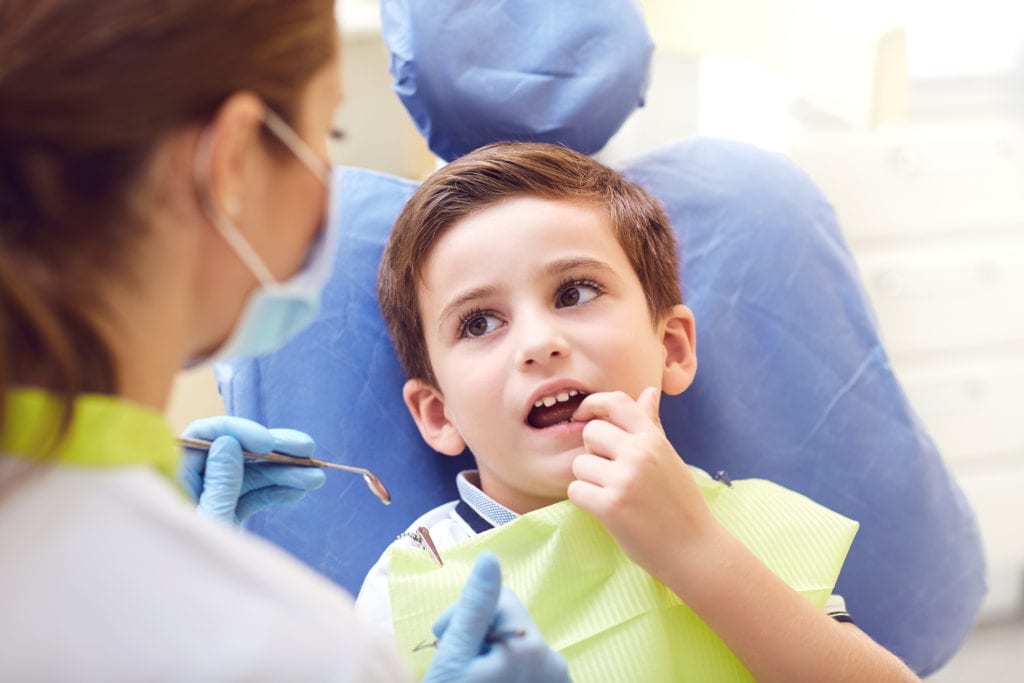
2, 387, 180, 483
456, 470, 519, 530
455, 465, 716, 533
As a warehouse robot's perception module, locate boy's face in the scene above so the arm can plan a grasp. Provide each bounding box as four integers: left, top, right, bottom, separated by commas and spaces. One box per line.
403, 196, 696, 514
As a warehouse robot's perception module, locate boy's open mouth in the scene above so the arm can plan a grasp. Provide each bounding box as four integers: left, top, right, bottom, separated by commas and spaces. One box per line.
527, 390, 588, 429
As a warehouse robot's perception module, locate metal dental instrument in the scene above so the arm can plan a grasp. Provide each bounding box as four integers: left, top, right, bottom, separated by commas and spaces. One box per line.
396, 526, 445, 566
412, 629, 528, 653
177, 436, 391, 505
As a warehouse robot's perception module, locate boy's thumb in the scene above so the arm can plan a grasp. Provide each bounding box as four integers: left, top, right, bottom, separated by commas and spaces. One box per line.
638, 386, 662, 426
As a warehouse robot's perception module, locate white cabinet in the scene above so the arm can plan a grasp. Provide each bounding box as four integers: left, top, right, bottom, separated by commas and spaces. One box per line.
791, 123, 1024, 240
855, 238, 1024, 355
791, 121, 1024, 621
898, 356, 1024, 467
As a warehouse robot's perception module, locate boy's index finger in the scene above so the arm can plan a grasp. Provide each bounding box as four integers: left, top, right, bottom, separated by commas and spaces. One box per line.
572, 389, 660, 434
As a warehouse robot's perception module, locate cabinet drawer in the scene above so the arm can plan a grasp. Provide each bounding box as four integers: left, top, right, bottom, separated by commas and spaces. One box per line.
898, 355, 1024, 464
790, 123, 1024, 241
952, 465, 1024, 621
853, 237, 1024, 354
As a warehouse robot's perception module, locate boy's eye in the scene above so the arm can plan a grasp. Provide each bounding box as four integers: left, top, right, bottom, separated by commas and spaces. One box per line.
556, 280, 602, 308
459, 311, 502, 338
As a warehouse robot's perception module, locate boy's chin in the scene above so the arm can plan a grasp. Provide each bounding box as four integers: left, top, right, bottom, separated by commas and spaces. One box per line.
493, 476, 574, 514
514, 488, 571, 514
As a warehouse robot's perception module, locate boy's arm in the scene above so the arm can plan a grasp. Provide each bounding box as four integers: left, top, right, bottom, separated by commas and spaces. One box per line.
568, 388, 919, 683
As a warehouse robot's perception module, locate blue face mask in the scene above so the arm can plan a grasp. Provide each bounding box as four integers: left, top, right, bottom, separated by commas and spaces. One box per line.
190, 108, 337, 365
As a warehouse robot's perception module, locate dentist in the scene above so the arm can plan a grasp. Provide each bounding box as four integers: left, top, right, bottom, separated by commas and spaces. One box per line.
0, 1, 567, 680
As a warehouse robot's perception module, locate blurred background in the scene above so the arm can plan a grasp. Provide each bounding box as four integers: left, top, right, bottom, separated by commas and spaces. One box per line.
168, 2, 1024, 678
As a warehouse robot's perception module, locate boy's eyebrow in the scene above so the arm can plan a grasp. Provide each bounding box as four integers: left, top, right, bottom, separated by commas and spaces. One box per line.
543, 256, 616, 278
437, 285, 499, 330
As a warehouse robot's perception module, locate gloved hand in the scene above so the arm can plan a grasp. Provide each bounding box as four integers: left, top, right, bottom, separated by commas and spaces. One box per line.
423, 552, 570, 683
179, 416, 326, 525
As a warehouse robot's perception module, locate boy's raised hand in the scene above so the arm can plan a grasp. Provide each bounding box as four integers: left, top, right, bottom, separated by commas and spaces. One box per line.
570, 389, 922, 683
567, 387, 719, 585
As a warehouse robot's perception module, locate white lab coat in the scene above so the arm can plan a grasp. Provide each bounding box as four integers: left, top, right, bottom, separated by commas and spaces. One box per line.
0, 457, 407, 681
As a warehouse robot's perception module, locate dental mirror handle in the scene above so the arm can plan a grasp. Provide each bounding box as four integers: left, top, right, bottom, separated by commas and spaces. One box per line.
176, 436, 391, 505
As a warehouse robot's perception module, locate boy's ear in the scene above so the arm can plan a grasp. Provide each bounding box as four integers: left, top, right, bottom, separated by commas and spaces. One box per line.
402, 378, 467, 456
660, 304, 698, 396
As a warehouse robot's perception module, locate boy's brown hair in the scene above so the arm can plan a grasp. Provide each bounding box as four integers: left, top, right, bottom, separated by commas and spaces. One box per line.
378, 141, 682, 386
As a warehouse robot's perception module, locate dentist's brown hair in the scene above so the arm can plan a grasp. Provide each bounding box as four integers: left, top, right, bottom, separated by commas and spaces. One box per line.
0, 0, 336, 433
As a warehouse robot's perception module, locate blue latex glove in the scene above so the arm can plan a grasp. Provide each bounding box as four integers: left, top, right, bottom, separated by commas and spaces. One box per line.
179, 416, 326, 525
423, 552, 570, 683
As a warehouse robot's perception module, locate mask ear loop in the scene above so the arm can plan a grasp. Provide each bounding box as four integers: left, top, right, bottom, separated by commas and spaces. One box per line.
261, 108, 331, 186
192, 121, 278, 287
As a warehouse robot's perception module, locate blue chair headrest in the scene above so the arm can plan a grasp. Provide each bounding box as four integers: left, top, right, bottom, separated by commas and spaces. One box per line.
381, 0, 653, 161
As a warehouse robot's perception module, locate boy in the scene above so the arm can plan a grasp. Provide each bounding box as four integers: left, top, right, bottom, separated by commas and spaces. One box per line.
358, 142, 916, 681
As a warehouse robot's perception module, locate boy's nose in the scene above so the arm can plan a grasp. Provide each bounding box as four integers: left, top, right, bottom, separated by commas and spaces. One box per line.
515, 317, 571, 369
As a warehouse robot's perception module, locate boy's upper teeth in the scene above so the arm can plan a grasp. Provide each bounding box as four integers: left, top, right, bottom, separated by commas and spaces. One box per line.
534, 389, 580, 408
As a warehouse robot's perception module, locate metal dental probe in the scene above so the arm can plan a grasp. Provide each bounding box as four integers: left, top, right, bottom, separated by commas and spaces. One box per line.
177, 436, 391, 505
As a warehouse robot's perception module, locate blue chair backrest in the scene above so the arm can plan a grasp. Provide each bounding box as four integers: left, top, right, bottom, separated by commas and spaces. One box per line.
218, 1, 985, 675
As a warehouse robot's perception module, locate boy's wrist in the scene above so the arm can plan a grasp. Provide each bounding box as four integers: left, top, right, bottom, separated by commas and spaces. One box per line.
649, 515, 735, 596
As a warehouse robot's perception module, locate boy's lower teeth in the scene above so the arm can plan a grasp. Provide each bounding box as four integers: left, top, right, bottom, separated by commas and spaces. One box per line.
538, 417, 574, 429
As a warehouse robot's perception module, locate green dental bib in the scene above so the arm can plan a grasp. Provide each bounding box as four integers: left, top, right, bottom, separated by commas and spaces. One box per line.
389, 474, 858, 682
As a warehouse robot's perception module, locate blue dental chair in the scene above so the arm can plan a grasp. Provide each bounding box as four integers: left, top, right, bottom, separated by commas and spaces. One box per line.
217, 1, 985, 675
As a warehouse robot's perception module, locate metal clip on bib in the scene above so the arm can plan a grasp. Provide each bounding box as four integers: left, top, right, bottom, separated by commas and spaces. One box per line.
397, 526, 444, 567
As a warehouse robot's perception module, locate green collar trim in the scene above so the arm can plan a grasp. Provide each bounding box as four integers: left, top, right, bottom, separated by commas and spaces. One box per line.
2, 387, 180, 483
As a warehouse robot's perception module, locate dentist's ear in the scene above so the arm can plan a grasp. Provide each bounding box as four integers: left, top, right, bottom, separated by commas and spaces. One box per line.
198, 91, 265, 218
402, 378, 467, 456
660, 304, 697, 396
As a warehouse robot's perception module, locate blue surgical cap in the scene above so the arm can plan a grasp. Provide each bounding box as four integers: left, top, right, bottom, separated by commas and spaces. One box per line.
382, 0, 653, 160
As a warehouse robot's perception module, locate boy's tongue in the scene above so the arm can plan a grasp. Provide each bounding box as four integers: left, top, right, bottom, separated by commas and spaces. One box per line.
528, 393, 586, 429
